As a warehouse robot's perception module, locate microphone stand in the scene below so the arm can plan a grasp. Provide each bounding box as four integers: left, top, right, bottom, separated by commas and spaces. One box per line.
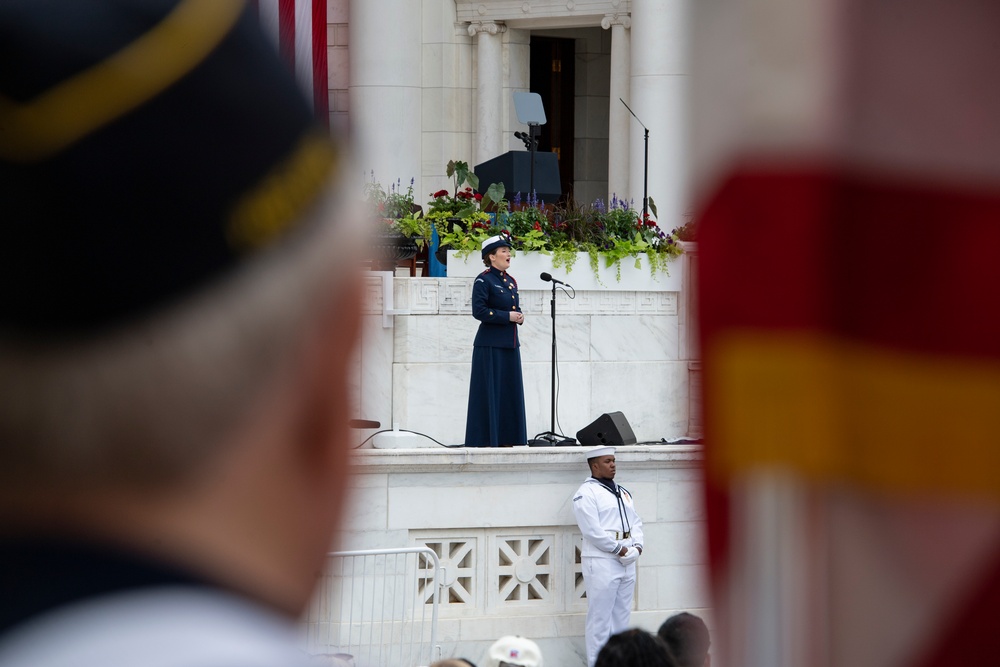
620, 98, 649, 221
548, 278, 557, 437
531, 277, 575, 446
528, 122, 540, 198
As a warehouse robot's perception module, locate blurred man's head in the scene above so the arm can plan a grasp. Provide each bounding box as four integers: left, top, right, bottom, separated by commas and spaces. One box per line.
595, 628, 676, 667
657, 613, 711, 667
0, 0, 364, 616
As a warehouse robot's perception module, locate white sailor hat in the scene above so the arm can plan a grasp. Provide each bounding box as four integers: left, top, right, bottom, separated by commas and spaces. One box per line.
586, 445, 616, 460
481, 233, 513, 258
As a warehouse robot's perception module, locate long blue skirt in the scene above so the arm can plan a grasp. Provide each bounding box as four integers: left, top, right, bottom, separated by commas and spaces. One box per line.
464, 346, 527, 447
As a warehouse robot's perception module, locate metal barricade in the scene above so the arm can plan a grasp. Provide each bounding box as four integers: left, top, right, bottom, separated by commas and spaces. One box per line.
304, 547, 442, 667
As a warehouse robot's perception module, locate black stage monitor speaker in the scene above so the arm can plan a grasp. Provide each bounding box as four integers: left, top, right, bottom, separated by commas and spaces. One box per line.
474, 151, 562, 205
576, 412, 637, 446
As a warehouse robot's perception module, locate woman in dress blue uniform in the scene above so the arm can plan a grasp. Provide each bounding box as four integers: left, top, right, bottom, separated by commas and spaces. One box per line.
464, 234, 527, 447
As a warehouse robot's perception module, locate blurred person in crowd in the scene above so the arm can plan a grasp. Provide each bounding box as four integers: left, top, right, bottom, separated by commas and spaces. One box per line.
484, 635, 542, 667
595, 628, 677, 667
0, 0, 363, 664
430, 659, 477, 667
657, 613, 711, 667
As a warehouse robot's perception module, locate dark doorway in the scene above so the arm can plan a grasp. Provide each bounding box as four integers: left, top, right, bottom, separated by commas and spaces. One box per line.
529, 36, 575, 204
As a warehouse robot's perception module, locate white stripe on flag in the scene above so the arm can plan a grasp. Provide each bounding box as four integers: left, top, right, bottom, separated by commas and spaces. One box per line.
293, 0, 314, 109
257, 0, 280, 50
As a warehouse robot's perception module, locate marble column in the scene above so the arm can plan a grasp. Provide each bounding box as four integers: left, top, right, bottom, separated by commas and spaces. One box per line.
349, 0, 422, 189
603, 12, 632, 203
630, 0, 688, 226
468, 21, 507, 167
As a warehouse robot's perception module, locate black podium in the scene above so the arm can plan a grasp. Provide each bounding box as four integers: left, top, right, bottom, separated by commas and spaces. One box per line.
474, 151, 561, 204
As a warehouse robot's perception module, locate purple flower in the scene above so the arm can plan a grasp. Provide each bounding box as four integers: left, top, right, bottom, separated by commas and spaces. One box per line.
513, 192, 522, 207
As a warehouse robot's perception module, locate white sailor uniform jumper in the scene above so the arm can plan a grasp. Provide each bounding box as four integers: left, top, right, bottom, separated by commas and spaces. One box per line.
572, 476, 645, 667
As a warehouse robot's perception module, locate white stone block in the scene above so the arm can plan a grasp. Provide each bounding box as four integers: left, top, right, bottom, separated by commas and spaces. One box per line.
647, 563, 712, 611
518, 314, 591, 363
639, 521, 707, 567
392, 362, 470, 444
590, 314, 680, 361
590, 361, 689, 440
393, 315, 476, 364
386, 481, 582, 530
655, 471, 707, 522
522, 360, 593, 438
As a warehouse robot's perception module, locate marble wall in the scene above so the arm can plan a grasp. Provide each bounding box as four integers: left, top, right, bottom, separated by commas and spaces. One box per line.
352, 248, 698, 448
329, 447, 712, 667
333, 249, 707, 665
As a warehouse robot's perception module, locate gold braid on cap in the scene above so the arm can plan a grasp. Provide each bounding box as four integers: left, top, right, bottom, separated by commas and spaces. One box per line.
0, 0, 245, 162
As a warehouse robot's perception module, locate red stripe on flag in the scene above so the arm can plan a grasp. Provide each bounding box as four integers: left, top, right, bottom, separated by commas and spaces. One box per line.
277, 0, 296, 73
698, 165, 1000, 360
916, 544, 1000, 667
311, 0, 328, 124
697, 163, 1000, 590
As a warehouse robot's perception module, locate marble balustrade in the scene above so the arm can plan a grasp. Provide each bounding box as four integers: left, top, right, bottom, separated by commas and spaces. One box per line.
329, 446, 711, 667
335, 248, 706, 664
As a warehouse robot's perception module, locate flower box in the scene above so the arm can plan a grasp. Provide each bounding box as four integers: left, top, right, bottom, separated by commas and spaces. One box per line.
445, 250, 682, 291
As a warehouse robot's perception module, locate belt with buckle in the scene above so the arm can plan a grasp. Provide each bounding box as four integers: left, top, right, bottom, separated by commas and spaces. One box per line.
607, 530, 630, 540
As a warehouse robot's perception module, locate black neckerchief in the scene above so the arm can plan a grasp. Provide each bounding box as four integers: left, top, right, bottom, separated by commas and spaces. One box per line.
592, 476, 631, 536
595, 476, 618, 495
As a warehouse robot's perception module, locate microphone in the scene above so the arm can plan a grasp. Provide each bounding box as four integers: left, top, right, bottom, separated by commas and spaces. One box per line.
540, 272, 570, 287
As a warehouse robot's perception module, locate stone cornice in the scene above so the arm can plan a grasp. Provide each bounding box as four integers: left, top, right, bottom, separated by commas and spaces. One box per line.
457, 0, 631, 28
601, 12, 631, 29
349, 444, 702, 474
467, 20, 508, 36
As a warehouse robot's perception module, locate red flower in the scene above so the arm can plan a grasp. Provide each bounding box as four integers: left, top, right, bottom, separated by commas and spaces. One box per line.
533, 221, 542, 232
432, 189, 449, 198
474, 193, 483, 201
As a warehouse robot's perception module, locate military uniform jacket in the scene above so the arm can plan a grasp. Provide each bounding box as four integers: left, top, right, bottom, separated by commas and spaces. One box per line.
572, 477, 644, 559
0, 541, 315, 667
472, 267, 521, 348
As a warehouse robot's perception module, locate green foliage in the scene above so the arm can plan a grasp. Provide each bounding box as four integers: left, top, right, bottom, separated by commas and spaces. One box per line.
365, 175, 433, 247
371, 161, 686, 281
435, 211, 493, 258
447, 160, 479, 193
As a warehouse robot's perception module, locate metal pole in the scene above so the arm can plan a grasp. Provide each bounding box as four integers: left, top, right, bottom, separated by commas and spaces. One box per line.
643, 127, 649, 220
529, 123, 538, 199
550, 283, 556, 434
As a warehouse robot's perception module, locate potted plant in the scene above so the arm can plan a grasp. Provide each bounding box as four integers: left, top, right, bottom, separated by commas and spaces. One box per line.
364, 176, 432, 270
439, 184, 685, 284
425, 160, 489, 264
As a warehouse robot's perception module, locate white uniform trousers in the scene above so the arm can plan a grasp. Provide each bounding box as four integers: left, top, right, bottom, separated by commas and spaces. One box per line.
582, 556, 636, 667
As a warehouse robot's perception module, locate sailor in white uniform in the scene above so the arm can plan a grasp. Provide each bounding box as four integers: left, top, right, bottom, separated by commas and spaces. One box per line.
572, 446, 645, 667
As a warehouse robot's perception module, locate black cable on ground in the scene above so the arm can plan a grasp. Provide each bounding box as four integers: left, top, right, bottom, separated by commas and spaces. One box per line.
354, 429, 464, 450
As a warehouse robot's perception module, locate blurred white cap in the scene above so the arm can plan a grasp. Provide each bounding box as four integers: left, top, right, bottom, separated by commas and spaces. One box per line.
486, 636, 542, 667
